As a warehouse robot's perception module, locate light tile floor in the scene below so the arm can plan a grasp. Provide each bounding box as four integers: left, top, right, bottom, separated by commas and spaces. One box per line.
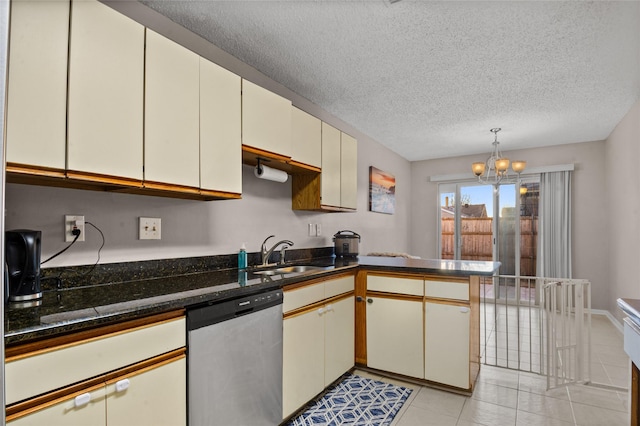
374, 313, 631, 426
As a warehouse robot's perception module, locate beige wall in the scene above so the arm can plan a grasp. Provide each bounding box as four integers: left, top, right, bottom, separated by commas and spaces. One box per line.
410, 140, 609, 310
606, 100, 640, 320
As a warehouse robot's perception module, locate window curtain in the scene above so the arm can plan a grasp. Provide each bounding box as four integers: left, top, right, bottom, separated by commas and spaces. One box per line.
537, 170, 572, 278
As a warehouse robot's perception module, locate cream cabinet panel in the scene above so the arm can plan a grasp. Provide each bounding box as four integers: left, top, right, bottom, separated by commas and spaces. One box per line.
67, 0, 144, 179
283, 282, 325, 313
320, 122, 341, 207
324, 296, 355, 386
145, 29, 200, 187
106, 357, 186, 426
7, 387, 106, 426
425, 279, 469, 301
424, 302, 470, 388
200, 58, 242, 193
6, 0, 68, 169
291, 107, 321, 168
367, 275, 423, 296
340, 132, 358, 209
366, 297, 423, 378
6, 317, 185, 405
282, 309, 325, 419
242, 79, 292, 156
324, 275, 355, 299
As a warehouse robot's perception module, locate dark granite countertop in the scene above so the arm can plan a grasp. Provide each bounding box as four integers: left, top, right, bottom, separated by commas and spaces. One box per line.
5, 254, 499, 346
617, 298, 640, 328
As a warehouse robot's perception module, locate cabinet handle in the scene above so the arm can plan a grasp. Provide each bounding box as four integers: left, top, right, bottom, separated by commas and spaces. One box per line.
115, 378, 130, 393
367, 298, 373, 304
318, 307, 325, 315
459, 307, 470, 313
325, 304, 333, 312
74, 392, 91, 408
356, 296, 365, 302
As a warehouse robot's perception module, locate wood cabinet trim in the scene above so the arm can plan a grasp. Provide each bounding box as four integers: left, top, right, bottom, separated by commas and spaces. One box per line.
5, 349, 185, 420
282, 271, 356, 292
6, 163, 66, 179
283, 291, 353, 320
66, 170, 142, 188
365, 291, 423, 303
5, 310, 185, 360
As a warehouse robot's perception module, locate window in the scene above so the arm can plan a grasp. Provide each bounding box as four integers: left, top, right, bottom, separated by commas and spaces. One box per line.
438, 178, 540, 300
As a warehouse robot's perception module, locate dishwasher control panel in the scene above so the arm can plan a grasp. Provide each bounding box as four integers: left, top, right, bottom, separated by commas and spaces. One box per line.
187, 289, 282, 331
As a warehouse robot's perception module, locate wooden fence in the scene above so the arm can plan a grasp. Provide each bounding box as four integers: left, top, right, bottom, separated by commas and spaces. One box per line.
441, 217, 538, 276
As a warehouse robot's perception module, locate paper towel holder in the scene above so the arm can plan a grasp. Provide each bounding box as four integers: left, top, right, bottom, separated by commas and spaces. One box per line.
255, 158, 289, 183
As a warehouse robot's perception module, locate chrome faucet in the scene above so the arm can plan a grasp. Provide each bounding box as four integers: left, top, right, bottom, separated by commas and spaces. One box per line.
261, 235, 294, 266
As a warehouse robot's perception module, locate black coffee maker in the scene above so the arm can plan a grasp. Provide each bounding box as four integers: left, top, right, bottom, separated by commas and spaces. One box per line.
5, 230, 43, 302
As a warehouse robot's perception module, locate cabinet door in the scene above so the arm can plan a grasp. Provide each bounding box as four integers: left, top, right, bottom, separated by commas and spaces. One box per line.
145, 29, 200, 187
340, 132, 358, 209
320, 122, 341, 207
7, 385, 106, 426
67, 0, 144, 180
200, 58, 242, 194
324, 296, 355, 386
366, 297, 423, 378
106, 357, 186, 426
242, 79, 292, 157
6, 0, 68, 169
282, 309, 324, 419
424, 302, 470, 388
291, 107, 321, 168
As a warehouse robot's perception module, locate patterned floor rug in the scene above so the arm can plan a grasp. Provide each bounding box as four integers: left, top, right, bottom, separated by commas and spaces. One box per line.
287, 373, 413, 426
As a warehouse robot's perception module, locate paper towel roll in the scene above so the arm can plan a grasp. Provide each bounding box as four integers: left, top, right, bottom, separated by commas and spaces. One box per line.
254, 164, 289, 183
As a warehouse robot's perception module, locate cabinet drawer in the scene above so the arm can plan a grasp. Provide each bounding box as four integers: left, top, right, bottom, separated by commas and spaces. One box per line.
425, 279, 469, 301
6, 317, 185, 405
367, 275, 423, 296
284, 282, 324, 313
324, 276, 354, 299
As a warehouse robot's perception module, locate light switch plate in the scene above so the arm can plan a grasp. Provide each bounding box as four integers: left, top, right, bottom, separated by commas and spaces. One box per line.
316, 224, 322, 236
308, 223, 317, 236
139, 217, 161, 240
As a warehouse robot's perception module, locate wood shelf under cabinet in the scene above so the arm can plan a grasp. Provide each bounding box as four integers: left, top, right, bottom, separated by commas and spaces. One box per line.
242, 145, 321, 174
292, 173, 356, 212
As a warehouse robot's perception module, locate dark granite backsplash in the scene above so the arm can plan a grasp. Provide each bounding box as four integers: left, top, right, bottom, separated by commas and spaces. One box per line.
40, 246, 335, 291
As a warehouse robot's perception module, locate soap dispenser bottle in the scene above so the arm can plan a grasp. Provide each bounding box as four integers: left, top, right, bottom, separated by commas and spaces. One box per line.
238, 243, 247, 270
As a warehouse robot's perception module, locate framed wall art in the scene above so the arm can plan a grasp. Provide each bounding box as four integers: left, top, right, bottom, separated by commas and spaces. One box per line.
369, 166, 396, 214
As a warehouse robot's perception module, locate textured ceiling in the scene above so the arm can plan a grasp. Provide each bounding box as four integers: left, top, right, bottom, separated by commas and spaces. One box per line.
140, 0, 640, 161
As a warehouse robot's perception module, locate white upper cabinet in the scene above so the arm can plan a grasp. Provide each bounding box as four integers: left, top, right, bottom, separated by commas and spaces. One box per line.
199, 58, 242, 194
340, 132, 358, 209
145, 29, 200, 188
241, 79, 292, 157
67, 0, 144, 180
291, 107, 321, 168
6, 0, 69, 170
320, 122, 342, 208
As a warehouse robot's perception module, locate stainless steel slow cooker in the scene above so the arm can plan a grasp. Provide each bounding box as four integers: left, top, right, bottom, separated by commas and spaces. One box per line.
333, 230, 360, 257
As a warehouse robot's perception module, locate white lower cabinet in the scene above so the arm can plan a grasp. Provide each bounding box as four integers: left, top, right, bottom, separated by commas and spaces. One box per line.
324, 296, 355, 385
282, 275, 355, 419
366, 296, 423, 378
6, 314, 186, 426
424, 302, 470, 389
7, 357, 186, 426
364, 274, 476, 391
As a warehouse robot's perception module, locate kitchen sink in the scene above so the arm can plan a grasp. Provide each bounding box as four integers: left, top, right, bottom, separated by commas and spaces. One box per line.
251, 265, 329, 276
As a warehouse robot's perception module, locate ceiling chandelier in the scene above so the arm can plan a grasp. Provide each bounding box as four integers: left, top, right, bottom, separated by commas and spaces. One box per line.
471, 128, 526, 184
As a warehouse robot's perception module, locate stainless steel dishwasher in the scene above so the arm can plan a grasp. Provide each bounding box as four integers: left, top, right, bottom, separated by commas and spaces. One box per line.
187, 288, 283, 426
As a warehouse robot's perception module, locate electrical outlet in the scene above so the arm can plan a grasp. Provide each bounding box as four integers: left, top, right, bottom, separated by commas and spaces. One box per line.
316, 224, 322, 236
65, 215, 85, 242
308, 223, 316, 237
139, 217, 161, 240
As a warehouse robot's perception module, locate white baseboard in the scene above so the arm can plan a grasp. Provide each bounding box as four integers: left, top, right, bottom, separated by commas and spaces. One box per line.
591, 309, 624, 333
